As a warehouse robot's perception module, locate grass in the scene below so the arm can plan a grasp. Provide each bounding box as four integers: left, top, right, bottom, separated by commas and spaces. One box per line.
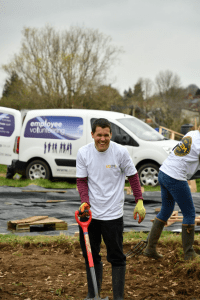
0, 164, 161, 191
0, 164, 7, 173
0, 228, 199, 245
0, 232, 76, 246
0, 177, 76, 188
0, 164, 76, 188
0, 230, 177, 245
1, 164, 200, 192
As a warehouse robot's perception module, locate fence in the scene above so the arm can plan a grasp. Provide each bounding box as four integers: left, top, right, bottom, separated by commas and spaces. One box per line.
159, 126, 184, 140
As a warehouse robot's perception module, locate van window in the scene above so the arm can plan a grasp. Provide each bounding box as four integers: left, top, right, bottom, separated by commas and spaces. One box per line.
117, 117, 165, 141
0, 113, 15, 137
90, 118, 139, 147
24, 116, 83, 140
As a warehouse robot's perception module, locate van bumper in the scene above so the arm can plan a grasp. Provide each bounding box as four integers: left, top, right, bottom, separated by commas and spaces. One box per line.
8, 160, 27, 176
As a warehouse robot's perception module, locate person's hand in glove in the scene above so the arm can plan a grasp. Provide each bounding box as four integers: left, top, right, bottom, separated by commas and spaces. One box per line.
79, 202, 91, 217
133, 199, 146, 224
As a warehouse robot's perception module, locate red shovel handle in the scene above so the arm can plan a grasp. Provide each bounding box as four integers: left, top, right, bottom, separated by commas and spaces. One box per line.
75, 210, 92, 233
75, 209, 94, 268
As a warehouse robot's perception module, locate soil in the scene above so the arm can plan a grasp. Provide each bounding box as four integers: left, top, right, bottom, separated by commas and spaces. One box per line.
0, 238, 200, 300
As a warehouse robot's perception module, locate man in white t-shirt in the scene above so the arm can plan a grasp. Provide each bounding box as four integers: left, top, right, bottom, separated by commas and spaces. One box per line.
76, 118, 146, 300
144, 130, 200, 261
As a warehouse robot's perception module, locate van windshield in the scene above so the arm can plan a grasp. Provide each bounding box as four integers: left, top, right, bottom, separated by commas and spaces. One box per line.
117, 117, 165, 141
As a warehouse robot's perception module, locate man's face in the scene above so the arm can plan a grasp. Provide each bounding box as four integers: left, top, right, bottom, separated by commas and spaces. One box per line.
91, 126, 112, 152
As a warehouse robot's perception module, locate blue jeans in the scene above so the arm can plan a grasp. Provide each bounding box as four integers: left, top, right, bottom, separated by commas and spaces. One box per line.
157, 171, 195, 225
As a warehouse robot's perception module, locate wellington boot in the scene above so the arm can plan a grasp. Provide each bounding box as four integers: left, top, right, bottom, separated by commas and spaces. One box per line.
112, 265, 126, 300
182, 224, 199, 261
143, 217, 165, 259
84, 262, 103, 299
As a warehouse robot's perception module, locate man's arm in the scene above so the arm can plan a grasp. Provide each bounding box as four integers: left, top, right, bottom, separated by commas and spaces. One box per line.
128, 173, 145, 224
128, 173, 143, 203
76, 150, 91, 215
76, 177, 90, 206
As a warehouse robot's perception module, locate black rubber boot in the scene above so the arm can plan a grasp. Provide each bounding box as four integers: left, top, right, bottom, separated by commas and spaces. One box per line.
112, 265, 126, 300
143, 217, 166, 259
84, 262, 103, 299
182, 224, 199, 260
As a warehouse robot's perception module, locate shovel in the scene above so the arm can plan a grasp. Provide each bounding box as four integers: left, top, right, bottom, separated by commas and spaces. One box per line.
75, 210, 109, 300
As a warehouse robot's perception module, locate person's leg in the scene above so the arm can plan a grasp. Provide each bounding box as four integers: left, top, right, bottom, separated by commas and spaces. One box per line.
79, 217, 102, 299
182, 224, 198, 260
101, 217, 126, 300
156, 173, 197, 260
144, 171, 174, 259
156, 171, 176, 222
165, 180, 197, 260
168, 180, 195, 225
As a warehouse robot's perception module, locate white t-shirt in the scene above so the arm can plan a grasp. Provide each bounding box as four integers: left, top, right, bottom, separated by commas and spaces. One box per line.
160, 130, 200, 181
76, 141, 137, 220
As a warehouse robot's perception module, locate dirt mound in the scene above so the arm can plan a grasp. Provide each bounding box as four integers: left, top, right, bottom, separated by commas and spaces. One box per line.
0, 239, 200, 299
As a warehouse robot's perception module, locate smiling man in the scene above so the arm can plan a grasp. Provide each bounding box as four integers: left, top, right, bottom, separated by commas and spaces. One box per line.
76, 118, 145, 300
91, 125, 111, 152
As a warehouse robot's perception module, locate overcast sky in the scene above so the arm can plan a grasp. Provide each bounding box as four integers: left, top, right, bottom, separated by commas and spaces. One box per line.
0, 0, 200, 97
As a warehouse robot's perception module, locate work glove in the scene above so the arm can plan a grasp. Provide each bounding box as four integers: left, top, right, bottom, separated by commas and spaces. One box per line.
133, 199, 146, 224
78, 202, 90, 217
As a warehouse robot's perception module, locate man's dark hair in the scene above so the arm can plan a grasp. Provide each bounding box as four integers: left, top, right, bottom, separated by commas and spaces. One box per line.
92, 118, 112, 134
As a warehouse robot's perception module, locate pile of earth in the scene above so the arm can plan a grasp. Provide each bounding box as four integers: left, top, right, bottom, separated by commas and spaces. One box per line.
0, 238, 200, 300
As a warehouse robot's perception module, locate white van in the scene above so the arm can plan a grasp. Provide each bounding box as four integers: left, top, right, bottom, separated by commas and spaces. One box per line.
0, 107, 179, 186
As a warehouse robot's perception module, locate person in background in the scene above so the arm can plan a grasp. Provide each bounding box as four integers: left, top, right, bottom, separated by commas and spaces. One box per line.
76, 118, 146, 300
144, 128, 200, 261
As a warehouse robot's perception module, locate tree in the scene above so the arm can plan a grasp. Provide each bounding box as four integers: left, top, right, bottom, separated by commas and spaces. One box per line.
2, 25, 122, 108
133, 79, 144, 102
78, 85, 122, 111
187, 84, 199, 97
155, 70, 181, 100
0, 71, 44, 110
141, 78, 153, 100
153, 70, 187, 127
2, 71, 24, 98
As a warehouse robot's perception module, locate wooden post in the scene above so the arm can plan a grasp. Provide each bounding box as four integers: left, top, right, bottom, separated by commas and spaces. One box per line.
170, 132, 175, 140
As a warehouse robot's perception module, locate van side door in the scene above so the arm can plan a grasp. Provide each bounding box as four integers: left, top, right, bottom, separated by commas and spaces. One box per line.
0, 107, 21, 165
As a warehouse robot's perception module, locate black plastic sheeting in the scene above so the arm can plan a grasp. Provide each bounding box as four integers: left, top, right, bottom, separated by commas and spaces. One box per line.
1, 185, 200, 237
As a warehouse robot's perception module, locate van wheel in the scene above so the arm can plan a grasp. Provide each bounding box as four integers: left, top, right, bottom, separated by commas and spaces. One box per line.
138, 163, 159, 187
26, 160, 51, 180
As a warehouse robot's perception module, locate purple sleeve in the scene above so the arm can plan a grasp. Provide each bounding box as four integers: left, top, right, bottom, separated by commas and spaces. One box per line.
128, 173, 143, 203
76, 177, 90, 205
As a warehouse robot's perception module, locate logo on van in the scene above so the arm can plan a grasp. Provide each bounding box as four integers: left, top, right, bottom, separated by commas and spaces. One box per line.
0, 113, 15, 137
24, 116, 83, 140
44, 142, 72, 155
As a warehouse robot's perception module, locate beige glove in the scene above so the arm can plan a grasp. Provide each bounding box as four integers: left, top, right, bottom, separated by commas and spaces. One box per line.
133, 199, 146, 224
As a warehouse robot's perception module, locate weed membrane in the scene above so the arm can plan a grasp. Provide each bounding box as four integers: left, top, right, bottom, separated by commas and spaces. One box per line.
0, 186, 200, 236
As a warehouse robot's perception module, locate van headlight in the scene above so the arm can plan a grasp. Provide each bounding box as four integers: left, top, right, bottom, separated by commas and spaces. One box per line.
163, 146, 173, 155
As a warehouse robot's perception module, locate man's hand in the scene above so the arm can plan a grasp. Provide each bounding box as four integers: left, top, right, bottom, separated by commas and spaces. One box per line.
79, 202, 90, 217
133, 199, 146, 224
